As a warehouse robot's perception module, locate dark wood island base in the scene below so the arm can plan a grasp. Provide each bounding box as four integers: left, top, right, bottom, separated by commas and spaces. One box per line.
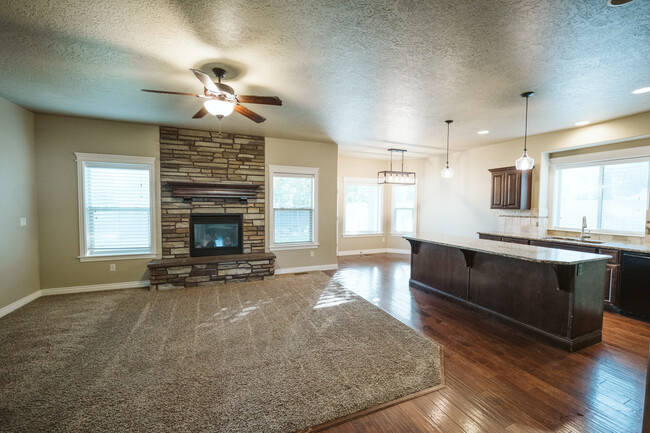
406, 236, 610, 352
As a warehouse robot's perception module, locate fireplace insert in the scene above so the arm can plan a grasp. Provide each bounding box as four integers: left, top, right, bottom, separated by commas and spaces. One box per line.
189, 214, 243, 257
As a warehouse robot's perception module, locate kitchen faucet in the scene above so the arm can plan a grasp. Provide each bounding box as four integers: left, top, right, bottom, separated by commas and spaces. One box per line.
580, 216, 591, 240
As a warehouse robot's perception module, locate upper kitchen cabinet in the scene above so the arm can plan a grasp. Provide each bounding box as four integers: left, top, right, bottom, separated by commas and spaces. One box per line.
489, 166, 532, 209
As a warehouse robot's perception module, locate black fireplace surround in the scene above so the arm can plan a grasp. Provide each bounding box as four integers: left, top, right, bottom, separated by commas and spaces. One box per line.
189, 214, 243, 257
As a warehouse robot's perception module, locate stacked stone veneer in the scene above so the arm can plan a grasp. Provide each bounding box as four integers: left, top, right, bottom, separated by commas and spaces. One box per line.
149, 126, 275, 289
148, 254, 275, 290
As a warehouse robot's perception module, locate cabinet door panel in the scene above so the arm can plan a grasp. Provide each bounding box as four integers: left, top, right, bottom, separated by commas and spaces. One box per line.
503, 171, 521, 208
491, 172, 504, 208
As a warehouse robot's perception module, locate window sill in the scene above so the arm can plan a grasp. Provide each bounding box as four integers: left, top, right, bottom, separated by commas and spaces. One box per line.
270, 243, 319, 251
390, 232, 415, 236
342, 233, 384, 238
79, 253, 158, 262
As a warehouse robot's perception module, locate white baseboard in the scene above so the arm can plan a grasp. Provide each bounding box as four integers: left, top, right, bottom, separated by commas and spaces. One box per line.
337, 248, 410, 256
41, 280, 150, 296
386, 248, 410, 254
275, 264, 338, 275
0, 290, 42, 319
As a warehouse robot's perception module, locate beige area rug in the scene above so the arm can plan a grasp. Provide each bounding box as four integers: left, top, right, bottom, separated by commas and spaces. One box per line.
0, 272, 443, 432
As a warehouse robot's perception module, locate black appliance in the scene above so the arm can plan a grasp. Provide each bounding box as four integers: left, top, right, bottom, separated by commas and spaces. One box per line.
619, 251, 650, 319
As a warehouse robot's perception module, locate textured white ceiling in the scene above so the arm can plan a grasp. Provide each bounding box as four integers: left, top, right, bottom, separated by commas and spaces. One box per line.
0, 0, 649, 158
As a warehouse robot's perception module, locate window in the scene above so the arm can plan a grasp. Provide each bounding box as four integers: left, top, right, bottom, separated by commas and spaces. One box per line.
269, 165, 319, 250
76, 153, 156, 261
551, 155, 650, 235
392, 184, 416, 235
344, 178, 383, 236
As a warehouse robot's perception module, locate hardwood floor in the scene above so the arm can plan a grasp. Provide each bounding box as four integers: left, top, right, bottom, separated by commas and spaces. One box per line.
321, 253, 650, 433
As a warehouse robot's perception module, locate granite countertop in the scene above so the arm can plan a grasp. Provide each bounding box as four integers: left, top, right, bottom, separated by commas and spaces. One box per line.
478, 231, 650, 254
404, 234, 610, 265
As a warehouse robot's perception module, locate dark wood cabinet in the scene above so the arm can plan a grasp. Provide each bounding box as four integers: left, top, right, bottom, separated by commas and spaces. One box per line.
501, 236, 530, 245
479, 234, 502, 241
491, 235, 621, 308
489, 166, 532, 210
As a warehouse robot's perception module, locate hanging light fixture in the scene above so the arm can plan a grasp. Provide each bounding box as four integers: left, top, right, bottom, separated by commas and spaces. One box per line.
515, 91, 535, 170
377, 149, 416, 185
441, 120, 454, 179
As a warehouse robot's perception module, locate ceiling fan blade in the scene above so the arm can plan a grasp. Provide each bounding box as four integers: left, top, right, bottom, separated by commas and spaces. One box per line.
190, 68, 219, 94
142, 89, 204, 98
234, 104, 266, 123
192, 106, 209, 119
236, 95, 283, 106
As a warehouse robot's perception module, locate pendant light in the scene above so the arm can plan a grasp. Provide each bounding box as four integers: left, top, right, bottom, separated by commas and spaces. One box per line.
377, 149, 416, 184
441, 120, 454, 178
515, 91, 535, 170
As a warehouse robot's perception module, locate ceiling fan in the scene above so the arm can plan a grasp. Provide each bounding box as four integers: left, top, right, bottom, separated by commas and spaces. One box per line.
142, 68, 282, 123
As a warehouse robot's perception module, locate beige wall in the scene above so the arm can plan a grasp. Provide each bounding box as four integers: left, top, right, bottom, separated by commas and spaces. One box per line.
265, 137, 338, 270
34, 115, 160, 289
337, 156, 425, 253
0, 97, 40, 310
419, 111, 650, 238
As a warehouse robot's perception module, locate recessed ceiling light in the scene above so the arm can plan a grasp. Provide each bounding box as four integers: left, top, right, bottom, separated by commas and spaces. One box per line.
574, 121, 590, 126
477, 130, 490, 135
632, 87, 650, 94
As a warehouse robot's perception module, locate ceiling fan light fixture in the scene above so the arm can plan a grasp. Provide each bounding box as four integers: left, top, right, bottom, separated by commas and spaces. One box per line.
515, 91, 535, 171
204, 99, 235, 117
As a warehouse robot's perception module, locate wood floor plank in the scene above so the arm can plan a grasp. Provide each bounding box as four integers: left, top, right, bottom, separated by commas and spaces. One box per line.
319, 253, 650, 433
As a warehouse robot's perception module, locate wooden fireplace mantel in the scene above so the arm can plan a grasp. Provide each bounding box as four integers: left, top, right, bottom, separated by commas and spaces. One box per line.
166, 182, 261, 201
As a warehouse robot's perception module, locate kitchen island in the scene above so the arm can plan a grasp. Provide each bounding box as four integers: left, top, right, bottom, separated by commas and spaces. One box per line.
405, 235, 610, 351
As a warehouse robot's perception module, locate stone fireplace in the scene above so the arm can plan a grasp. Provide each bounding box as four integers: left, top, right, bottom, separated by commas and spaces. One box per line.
147, 127, 275, 290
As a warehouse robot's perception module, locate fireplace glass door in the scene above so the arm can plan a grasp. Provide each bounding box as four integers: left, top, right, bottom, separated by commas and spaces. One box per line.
190, 214, 243, 257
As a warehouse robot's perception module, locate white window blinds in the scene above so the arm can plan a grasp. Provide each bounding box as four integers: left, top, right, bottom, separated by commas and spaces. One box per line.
81, 160, 153, 257
553, 159, 650, 234
272, 174, 315, 245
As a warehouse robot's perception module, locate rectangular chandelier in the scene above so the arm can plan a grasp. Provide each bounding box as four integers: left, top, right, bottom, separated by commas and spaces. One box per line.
377, 149, 416, 185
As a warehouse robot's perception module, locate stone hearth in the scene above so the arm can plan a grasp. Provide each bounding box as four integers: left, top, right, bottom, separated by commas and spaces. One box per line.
148, 126, 275, 289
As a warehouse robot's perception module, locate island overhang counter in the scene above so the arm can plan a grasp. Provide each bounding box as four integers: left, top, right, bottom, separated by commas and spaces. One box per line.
404, 235, 610, 352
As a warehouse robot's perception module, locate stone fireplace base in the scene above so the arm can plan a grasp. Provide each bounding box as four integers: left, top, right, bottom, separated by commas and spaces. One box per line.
147, 253, 275, 290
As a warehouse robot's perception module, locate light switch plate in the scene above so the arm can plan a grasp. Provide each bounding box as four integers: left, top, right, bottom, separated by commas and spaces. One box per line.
19, 217, 27, 226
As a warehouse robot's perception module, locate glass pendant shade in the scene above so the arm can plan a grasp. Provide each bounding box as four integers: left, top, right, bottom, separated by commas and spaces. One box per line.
204, 99, 235, 117
441, 165, 454, 178
515, 150, 535, 170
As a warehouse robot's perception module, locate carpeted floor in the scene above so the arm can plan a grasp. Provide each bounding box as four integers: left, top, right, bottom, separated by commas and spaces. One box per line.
0, 272, 443, 432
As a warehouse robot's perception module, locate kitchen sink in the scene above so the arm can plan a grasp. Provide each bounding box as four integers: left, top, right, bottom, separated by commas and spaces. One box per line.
543, 236, 604, 244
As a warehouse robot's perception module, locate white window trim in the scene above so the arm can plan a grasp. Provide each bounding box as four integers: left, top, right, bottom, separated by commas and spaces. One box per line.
75, 152, 158, 262
390, 183, 417, 236
268, 164, 319, 251
549, 146, 650, 236
343, 177, 384, 236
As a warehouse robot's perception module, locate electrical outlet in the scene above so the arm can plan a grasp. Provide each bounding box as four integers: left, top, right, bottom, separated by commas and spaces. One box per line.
310, 251, 314, 257
382, 237, 385, 243
577, 264, 583, 276
110, 264, 116, 272
19, 217, 27, 226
